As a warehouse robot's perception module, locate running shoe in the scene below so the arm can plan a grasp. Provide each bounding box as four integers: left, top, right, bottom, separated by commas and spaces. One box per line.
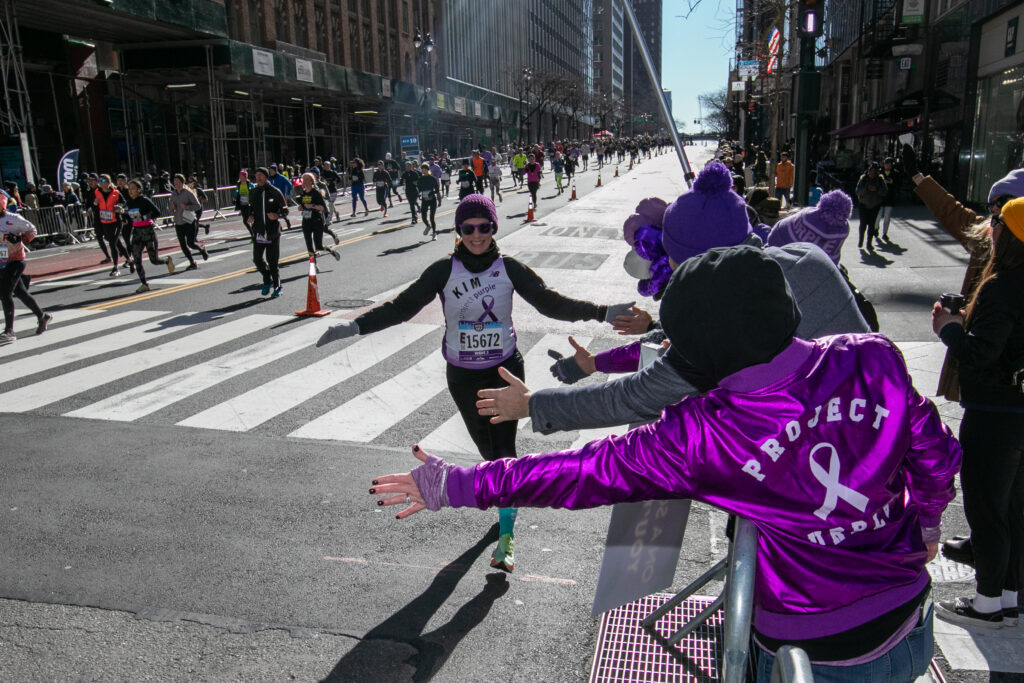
135, 283, 150, 293
0, 331, 15, 345
200, 247, 209, 261
128, 261, 135, 274
109, 268, 120, 277
1004, 607, 1020, 627
423, 224, 431, 236
36, 313, 52, 335
334, 233, 341, 245
184, 263, 198, 271
490, 534, 515, 573
165, 256, 175, 274
271, 286, 282, 298
260, 283, 271, 296
936, 597, 1003, 629
330, 248, 341, 262
100, 257, 112, 265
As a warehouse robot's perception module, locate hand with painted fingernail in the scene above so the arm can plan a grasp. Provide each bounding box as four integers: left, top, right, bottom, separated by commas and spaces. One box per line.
369, 445, 454, 518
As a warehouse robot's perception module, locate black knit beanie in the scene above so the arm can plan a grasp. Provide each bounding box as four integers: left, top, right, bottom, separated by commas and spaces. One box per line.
659, 245, 801, 384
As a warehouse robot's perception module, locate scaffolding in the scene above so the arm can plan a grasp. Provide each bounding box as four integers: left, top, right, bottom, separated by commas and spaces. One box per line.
0, 0, 38, 180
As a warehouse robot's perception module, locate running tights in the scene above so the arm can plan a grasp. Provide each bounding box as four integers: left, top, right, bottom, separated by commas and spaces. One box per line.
0, 260, 43, 331
445, 350, 525, 461
132, 226, 165, 285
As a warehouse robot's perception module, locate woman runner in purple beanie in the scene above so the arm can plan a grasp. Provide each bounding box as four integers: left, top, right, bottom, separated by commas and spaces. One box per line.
318, 194, 634, 572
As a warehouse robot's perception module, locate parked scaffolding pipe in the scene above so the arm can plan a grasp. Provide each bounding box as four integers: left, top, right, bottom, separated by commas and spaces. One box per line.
620, 0, 694, 187
770, 646, 815, 683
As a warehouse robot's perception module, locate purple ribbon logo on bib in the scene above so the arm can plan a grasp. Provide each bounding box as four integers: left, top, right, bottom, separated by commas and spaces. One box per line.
476, 295, 499, 323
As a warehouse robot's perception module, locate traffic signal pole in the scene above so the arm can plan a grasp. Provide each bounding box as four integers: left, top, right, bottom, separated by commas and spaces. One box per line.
794, 0, 822, 206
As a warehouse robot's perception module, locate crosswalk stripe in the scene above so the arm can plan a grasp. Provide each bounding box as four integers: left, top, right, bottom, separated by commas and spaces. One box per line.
178, 322, 436, 432
0, 314, 287, 412
417, 410, 479, 456
0, 312, 184, 384
289, 346, 448, 442
10, 308, 101, 335
65, 317, 337, 422
0, 310, 167, 360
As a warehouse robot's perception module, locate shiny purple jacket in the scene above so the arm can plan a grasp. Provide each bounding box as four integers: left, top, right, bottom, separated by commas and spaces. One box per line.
447, 335, 961, 642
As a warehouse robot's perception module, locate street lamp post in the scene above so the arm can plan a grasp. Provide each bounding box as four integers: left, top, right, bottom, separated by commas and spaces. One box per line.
518, 67, 532, 144
413, 29, 435, 153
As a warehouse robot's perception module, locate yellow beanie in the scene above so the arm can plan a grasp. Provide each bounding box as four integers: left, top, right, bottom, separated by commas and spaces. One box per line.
999, 196, 1024, 243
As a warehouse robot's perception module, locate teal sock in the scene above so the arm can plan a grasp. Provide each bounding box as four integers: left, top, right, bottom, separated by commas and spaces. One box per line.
498, 507, 518, 538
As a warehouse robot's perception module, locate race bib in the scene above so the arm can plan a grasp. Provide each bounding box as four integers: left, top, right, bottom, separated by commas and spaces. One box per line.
420, 189, 433, 200
182, 210, 196, 223
127, 208, 141, 221
99, 209, 114, 221
239, 196, 249, 205
375, 181, 386, 188
0, 244, 8, 262
458, 321, 505, 362
301, 209, 312, 219
460, 180, 471, 188
441, 173, 450, 181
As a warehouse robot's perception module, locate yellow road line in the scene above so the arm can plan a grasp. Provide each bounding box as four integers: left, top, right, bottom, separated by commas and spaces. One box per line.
84, 210, 456, 310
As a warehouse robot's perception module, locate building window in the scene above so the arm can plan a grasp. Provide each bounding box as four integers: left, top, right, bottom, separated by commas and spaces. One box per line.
349, 18, 360, 68
331, 11, 342, 63
402, 0, 409, 34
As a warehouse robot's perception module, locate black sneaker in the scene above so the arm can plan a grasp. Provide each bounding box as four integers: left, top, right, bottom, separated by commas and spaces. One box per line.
1004, 607, 1019, 627
936, 597, 1003, 629
36, 313, 52, 336
942, 535, 974, 566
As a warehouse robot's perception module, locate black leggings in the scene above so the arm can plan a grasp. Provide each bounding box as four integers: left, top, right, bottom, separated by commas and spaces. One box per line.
302, 221, 325, 253
0, 260, 44, 331
527, 181, 540, 206
252, 239, 281, 287
375, 186, 388, 208
421, 199, 437, 230
100, 222, 130, 264
132, 226, 165, 285
858, 204, 881, 246
446, 350, 525, 461
174, 223, 203, 265
960, 408, 1024, 597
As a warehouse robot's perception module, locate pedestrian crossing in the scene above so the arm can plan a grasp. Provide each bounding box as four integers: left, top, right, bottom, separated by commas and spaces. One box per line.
0, 308, 632, 456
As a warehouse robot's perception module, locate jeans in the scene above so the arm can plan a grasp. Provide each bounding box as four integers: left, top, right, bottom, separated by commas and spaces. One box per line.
775, 186, 792, 206
755, 604, 934, 683
880, 206, 894, 236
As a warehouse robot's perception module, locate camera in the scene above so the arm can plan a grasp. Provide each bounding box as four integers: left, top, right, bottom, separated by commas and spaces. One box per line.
939, 292, 966, 314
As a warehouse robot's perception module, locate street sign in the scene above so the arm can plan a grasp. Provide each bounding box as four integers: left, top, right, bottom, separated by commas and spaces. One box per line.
400, 135, 419, 147
738, 60, 760, 79
732, 81, 746, 92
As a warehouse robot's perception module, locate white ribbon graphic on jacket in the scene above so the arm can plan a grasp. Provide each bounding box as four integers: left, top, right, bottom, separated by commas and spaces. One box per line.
809, 442, 869, 521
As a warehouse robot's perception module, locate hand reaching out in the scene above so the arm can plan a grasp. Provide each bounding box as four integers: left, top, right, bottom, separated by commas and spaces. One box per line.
369, 446, 429, 519
476, 366, 531, 423
611, 306, 652, 335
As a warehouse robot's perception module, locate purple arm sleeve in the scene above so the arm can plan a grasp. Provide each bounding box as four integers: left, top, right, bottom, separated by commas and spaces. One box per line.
594, 340, 643, 374
903, 386, 961, 528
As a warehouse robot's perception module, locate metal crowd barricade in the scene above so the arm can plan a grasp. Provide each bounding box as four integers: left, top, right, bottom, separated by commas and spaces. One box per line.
770, 646, 814, 683
18, 205, 91, 245
641, 516, 760, 683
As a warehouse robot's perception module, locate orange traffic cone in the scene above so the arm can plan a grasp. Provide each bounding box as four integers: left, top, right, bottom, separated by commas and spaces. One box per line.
569, 181, 578, 200
525, 198, 536, 222
596, 172, 602, 187
614, 165, 619, 177
628, 159, 633, 170
295, 256, 332, 317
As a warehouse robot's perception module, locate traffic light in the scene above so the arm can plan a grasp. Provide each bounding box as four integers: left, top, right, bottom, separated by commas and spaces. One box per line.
798, 0, 823, 37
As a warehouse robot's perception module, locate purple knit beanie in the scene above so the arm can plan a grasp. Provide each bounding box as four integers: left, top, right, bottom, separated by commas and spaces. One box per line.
766, 189, 853, 264
661, 162, 750, 264
454, 193, 499, 231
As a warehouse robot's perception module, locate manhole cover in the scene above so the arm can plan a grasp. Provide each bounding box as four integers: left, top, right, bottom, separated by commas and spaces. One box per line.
325, 299, 375, 309
927, 555, 975, 583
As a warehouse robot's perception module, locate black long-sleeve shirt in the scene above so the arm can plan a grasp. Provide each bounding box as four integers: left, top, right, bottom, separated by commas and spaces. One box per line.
355, 243, 607, 335
941, 264, 1024, 410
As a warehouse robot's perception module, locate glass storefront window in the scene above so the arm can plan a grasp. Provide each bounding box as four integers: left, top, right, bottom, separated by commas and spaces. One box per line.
968, 64, 1024, 202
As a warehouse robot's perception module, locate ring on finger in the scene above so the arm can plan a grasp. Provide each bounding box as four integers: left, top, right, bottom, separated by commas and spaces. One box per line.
405, 494, 411, 505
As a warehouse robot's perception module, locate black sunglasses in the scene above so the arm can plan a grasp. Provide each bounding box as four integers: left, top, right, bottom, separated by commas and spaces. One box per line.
990, 195, 1012, 213
457, 222, 495, 235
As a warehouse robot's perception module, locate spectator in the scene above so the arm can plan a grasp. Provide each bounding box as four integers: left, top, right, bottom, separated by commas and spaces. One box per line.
774, 152, 794, 208
855, 162, 888, 251
879, 158, 901, 241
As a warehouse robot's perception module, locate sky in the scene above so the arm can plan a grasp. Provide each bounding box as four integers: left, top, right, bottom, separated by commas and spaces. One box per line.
660, 0, 736, 132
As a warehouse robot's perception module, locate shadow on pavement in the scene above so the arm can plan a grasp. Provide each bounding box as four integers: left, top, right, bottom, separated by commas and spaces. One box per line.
378, 241, 433, 257
321, 524, 507, 683
876, 239, 907, 256
859, 249, 894, 267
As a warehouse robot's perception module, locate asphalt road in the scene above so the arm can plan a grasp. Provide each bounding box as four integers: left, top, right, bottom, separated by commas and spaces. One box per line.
0, 149, 1005, 682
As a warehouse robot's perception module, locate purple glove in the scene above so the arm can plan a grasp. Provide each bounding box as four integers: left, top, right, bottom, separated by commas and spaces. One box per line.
410, 449, 455, 511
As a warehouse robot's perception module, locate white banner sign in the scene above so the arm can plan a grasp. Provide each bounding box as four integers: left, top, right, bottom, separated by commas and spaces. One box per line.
295, 58, 313, 83
253, 49, 275, 77
454, 96, 466, 115
474, 101, 482, 117
381, 78, 392, 98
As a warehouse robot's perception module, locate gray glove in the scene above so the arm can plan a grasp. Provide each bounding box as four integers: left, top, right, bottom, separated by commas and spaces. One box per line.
548, 349, 588, 384
604, 301, 636, 323
316, 319, 359, 347
409, 446, 455, 511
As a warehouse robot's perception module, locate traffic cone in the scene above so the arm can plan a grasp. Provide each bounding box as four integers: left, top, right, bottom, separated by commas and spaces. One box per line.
569, 180, 578, 200
596, 172, 602, 187
628, 159, 633, 170
295, 255, 332, 317
614, 165, 619, 177
525, 198, 535, 222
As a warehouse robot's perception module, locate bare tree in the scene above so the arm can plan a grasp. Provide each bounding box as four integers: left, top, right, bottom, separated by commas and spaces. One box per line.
698, 88, 733, 136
